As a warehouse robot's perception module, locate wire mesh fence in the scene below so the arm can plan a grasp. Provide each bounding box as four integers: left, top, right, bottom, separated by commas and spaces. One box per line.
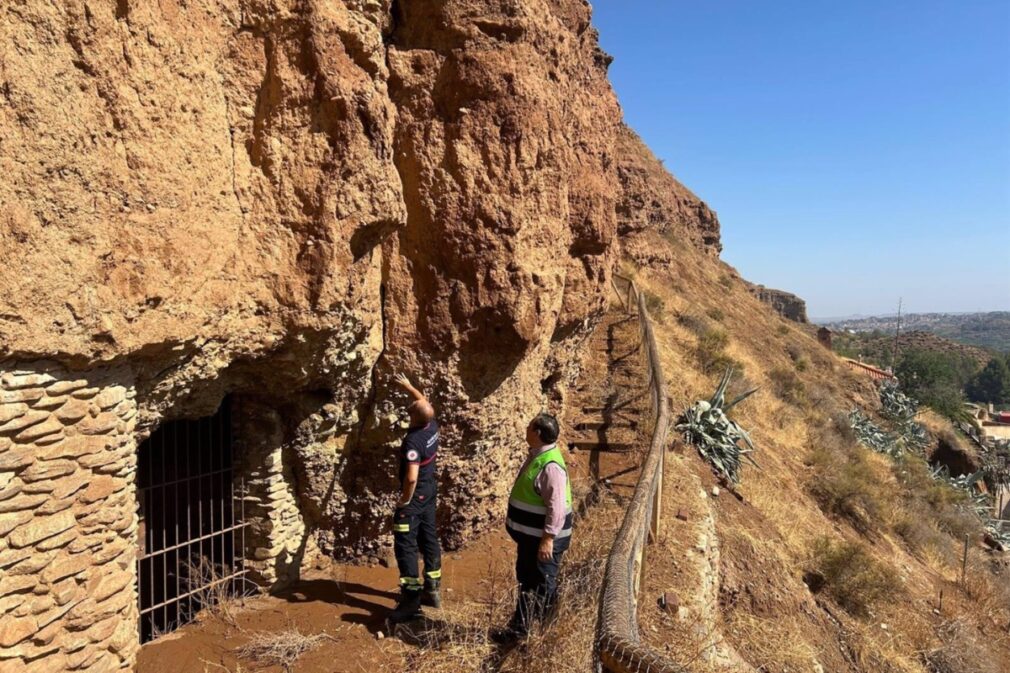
595, 276, 685, 673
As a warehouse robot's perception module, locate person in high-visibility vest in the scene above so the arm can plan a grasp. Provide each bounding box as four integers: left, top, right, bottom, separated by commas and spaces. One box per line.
496, 412, 573, 642
387, 373, 443, 624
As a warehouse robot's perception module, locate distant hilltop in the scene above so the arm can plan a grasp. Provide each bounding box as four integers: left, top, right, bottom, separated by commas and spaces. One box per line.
819, 311, 1010, 353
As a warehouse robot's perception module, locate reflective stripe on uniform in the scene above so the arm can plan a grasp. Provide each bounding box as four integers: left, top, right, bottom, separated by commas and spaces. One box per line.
424, 569, 442, 579
507, 499, 547, 515
393, 522, 410, 532
506, 518, 572, 539
400, 577, 422, 587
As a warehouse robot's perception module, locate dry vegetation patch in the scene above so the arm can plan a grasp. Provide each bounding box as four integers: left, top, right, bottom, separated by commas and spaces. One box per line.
236, 627, 333, 672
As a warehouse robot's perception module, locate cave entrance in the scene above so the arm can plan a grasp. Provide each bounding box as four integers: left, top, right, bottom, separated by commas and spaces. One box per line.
137, 399, 252, 643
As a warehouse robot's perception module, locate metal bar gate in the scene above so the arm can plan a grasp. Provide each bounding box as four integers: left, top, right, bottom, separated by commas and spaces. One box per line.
137, 401, 251, 643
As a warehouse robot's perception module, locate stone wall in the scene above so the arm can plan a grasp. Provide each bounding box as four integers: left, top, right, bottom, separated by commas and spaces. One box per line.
233, 397, 308, 589
0, 363, 138, 672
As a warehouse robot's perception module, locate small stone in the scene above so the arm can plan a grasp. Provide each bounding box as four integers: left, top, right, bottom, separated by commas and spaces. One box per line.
8, 511, 76, 548
675, 509, 689, 522
19, 460, 75, 483
0, 616, 36, 648
14, 417, 64, 443
41, 555, 89, 583
376, 631, 385, 639
711, 486, 720, 497
659, 591, 680, 615
36, 528, 78, 552
36, 498, 74, 516
880, 623, 888, 631
0, 547, 32, 569
78, 414, 118, 436
46, 380, 89, 396
0, 493, 48, 514
0, 574, 36, 598
0, 482, 23, 502
1, 372, 56, 390
33, 395, 68, 411
7, 551, 56, 576
0, 388, 45, 405
69, 387, 100, 399
55, 398, 90, 423
93, 387, 126, 410
0, 449, 33, 471
0, 403, 28, 424
0, 410, 49, 435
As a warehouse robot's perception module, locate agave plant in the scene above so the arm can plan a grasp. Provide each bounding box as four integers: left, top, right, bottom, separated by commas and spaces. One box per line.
677, 368, 759, 484
879, 380, 930, 452
929, 465, 1010, 549
849, 409, 903, 457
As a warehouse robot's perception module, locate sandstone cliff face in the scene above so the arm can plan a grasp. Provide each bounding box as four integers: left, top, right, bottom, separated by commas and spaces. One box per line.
746, 284, 809, 323
615, 124, 721, 264
1, 0, 618, 552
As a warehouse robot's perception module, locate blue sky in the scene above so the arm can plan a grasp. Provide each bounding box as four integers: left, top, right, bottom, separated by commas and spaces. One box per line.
592, 1, 1010, 319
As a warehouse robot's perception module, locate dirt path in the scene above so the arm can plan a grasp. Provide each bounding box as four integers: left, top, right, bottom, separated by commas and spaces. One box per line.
136, 309, 647, 673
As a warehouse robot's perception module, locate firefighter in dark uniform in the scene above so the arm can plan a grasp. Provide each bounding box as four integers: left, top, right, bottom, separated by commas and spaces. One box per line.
388, 373, 443, 624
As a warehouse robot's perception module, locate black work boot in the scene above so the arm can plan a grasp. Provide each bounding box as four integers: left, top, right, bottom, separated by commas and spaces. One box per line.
388, 588, 423, 624
422, 578, 441, 609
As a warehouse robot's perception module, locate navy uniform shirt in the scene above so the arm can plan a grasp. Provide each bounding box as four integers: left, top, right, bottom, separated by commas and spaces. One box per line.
399, 420, 439, 499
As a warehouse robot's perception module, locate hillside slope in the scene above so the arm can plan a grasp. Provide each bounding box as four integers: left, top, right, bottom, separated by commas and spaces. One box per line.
621, 237, 1010, 672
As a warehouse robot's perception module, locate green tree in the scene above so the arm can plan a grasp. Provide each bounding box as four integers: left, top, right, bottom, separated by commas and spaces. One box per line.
895, 349, 972, 418
966, 357, 1010, 404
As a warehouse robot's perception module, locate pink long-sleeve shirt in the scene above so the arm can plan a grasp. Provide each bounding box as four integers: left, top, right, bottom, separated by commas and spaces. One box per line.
519, 443, 569, 536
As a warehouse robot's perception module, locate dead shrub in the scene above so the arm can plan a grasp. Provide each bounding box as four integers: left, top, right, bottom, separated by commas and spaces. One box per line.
237, 627, 332, 673
706, 307, 725, 322
891, 455, 982, 542
676, 311, 708, 337
810, 537, 900, 617
642, 290, 665, 320
807, 431, 884, 534
925, 619, 1003, 673
769, 367, 807, 406
695, 326, 740, 375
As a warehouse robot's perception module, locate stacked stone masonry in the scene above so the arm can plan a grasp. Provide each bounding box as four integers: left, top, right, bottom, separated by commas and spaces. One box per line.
233, 398, 309, 589
0, 363, 138, 673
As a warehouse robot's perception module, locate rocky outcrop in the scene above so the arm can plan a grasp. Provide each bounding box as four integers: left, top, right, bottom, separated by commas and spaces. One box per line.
746, 284, 809, 323
615, 124, 721, 264
1, 1, 619, 667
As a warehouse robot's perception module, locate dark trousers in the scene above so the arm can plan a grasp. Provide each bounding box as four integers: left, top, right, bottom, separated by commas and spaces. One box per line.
509, 534, 571, 635
393, 492, 441, 590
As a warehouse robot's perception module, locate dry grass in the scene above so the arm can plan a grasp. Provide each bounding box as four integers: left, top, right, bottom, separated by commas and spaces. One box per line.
724, 610, 819, 671
184, 556, 250, 629
768, 366, 807, 406
613, 247, 1010, 670
925, 619, 1005, 673
236, 627, 333, 672
398, 496, 627, 673
806, 427, 887, 534
809, 537, 901, 618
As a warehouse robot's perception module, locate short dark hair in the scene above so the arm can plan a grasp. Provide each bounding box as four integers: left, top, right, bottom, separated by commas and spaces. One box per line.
530, 412, 559, 444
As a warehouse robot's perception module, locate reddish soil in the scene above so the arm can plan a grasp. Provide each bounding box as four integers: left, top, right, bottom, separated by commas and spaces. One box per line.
136, 309, 646, 673
136, 530, 516, 673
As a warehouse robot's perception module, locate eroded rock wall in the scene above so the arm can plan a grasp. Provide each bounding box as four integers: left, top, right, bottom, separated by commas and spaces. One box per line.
1, 1, 620, 663
615, 124, 722, 264
746, 283, 809, 323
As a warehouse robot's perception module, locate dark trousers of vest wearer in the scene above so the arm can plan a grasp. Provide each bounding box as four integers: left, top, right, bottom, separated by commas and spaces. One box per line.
508, 533, 571, 635
393, 493, 442, 590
